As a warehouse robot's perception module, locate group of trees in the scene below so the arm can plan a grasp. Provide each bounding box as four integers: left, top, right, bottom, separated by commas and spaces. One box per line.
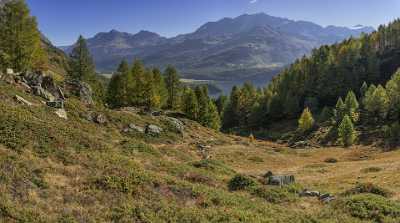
294, 68, 400, 147
106, 59, 221, 130
0, 0, 48, 72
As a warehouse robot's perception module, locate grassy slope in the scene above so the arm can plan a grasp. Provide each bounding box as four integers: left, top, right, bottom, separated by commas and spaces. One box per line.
1, 81, 400, 222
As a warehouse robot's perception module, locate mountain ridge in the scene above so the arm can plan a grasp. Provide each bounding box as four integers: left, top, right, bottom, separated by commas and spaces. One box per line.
60, 13, 374, 83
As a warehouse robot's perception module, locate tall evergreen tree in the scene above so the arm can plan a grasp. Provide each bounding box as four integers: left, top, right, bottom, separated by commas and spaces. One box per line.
164, 66, 181, 110
152, 68, 168, 108
206, 100, 221, 130
195, 86, 210, 126
0, 0, 47, 72
69, 35, 95, 81
364, 85, 390, 120
338, 115, 356, 147
182, 88, 199, 120
334, 97, 346, 124
344, 91, 359, 122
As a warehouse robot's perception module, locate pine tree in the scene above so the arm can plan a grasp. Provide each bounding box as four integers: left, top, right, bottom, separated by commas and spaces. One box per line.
344, 91, 359, 122
130, 59, 146, 106
0, 0, 48, 72
338, 115, 356, 147
364, 85, 390, 120
106, 60, 130, 108
222, 86, 241, 129
69, 35, 95, 81
152, 68, 168, 108
334, 97, 346, 124
206, 100, 221, 130
182, 88, 199, 120
164, 66, 181, 110
215, 95, 228, 116
298, 107, 315, 132
195, 86, 210, 126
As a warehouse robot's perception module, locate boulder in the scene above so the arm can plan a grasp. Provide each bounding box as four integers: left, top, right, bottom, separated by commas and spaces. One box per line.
128, 123, 145, 133
0, 73, 15, 84
94, 114, 107, 124
46, 100, 64, 109
55, 109, 68, 120
166, 117, 185, 134
289, 141, 310, 149
6, 68, 14, 75
300, 189, 320, 197
319, 193, 335, 203
267, 175, 295, 186
145, 124, 163, 136
64, 80, 94, 105
32, 86, 55, 101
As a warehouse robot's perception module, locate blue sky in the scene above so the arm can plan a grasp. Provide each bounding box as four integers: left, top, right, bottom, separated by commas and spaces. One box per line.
26, 0, 400, 46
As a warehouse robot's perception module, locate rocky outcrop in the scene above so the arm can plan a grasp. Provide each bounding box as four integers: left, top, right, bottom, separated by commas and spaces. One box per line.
64, 80, 94, 105
145, 124, 163, 136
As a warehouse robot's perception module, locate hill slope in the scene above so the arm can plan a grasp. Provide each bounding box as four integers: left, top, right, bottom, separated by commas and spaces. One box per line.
2, 68, 400, 222
61, 13, 373, 82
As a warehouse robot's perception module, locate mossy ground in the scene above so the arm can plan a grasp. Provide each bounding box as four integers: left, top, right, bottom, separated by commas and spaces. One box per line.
2, 81, 400, 222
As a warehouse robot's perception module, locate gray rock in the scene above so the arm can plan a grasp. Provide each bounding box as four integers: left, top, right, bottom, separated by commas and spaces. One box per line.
290, 141, 310, 149
166, 117, 185, 133
55, 109, 68, 120
300, 190, 320, 197
14, 95, 32, 106
32, 86, 55, 101
6, 68, 13, 75
319, 193, 335, 203
46, 100, 64, 109
145, 124, 163, 136
268, 175, 295, 186
94, 114, 107, 124
64, 80, 94, 105
0, 73, 15, 84
128, 123, 145, 133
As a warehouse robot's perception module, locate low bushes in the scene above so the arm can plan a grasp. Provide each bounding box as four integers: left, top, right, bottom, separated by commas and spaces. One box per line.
228, 175, 257, 191
343, 183, 392, 198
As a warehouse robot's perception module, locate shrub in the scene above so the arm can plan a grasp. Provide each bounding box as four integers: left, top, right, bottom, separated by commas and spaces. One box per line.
228, 174, 256, 191
361, 167, 383, 173
324, 157, 338, 163
383, 122, 400, 147
343, 183, 392, 198
342, 194, 400, 221
252, 184, 302, 204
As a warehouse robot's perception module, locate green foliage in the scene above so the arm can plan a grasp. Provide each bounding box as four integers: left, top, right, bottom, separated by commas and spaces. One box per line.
164, 65, 181, 110
68, 36, 95, 81
182, 88, 199, 120
334, 97, 346, 124
342, 194, 400, 221
338, 115, 356, 147
298, 107, 314, 133
383, 122, 400, 147
252, 184, 302, 204
319, 106, 333, 123
228, 174, 257, 191
363, 85, 390, 120
343, 183, 392, 198
344, 91, 359, 122
0, 0, 48, 72
206, 100, 221, 130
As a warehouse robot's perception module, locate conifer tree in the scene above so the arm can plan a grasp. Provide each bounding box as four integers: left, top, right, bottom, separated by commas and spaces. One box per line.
69, 36, 95, 81
195, 86, 210, 126
215, 95, 228, 116
107, 60, 130, 108
0, 0, 48, 72
131, 59, 146, 106
364, 85, 390, 120
182, 88, 199, 120
164, 66, 181, 110
222, 86, 241, 129
152, 68, 168, 108
298, 107, 314, 132
344, 91, 359, 122
334, 97, 346, 124
206, 100, 221, 130
338, 115, 356, 147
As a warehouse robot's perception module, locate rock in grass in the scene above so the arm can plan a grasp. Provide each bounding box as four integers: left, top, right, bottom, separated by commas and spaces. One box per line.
145, 124, 163, 136
14, 95, 32, 106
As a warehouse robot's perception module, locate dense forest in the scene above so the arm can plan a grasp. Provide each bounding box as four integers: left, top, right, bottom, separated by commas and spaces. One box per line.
219, 18, 400, 146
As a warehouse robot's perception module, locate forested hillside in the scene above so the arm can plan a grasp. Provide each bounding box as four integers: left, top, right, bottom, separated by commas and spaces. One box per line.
221, 19, 400, 147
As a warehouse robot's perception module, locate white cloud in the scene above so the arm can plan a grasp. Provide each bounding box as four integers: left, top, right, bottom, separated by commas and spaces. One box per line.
249, 0, 258, 4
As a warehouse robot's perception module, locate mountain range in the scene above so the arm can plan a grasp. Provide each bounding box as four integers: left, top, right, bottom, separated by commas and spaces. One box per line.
61, 13, 374, 83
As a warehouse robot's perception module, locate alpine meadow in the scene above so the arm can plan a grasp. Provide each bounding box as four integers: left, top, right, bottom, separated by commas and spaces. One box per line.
3, 0, 400, 222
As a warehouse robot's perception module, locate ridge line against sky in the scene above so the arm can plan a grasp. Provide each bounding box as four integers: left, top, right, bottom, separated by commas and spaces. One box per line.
26, 0, 400, 46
